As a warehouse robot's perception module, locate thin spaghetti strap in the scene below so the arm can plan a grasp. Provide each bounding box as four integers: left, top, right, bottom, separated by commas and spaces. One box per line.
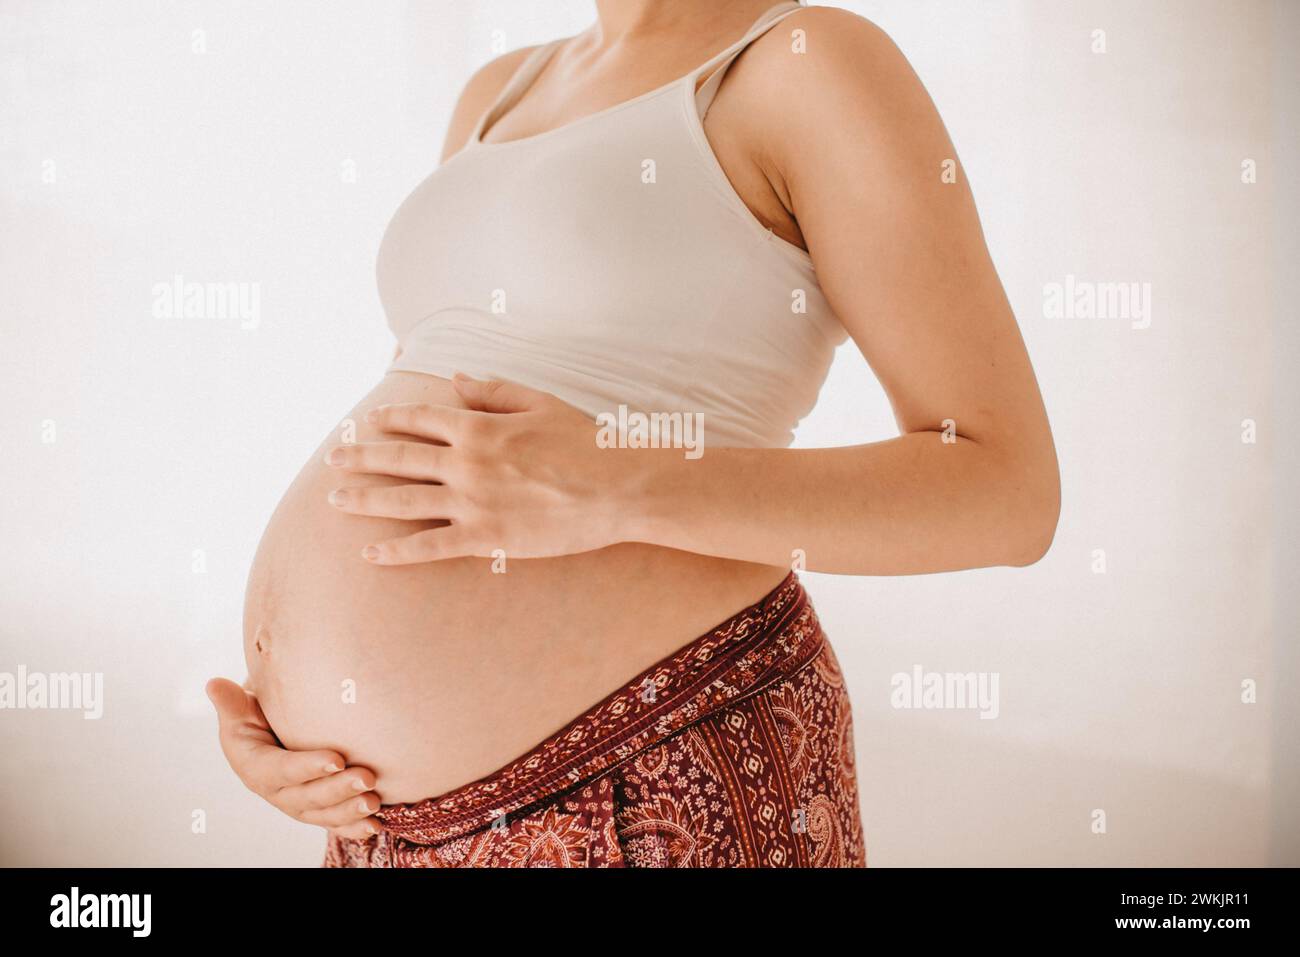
693, 1, 805, 119
470, 39, 565, 146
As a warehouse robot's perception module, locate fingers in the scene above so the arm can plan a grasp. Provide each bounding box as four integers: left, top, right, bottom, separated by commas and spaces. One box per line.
329, 484, 455, 521
365, 402, 467, 442
209, 677, 352, 802
331, 817, 383, 841
207, 677, 279, 751
451, 372, 549, 414
363, 525, 476, 565
275, 767, 381, 832
249, 745, 350, 791
206, 677, 258, 727
300, 791, 382, 829
278, 766, 376, 817
208, 679, 384, 838
325, 440, 447, 481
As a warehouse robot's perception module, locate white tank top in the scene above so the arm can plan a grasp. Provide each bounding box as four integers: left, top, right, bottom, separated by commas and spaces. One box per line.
379, 1, 846, 448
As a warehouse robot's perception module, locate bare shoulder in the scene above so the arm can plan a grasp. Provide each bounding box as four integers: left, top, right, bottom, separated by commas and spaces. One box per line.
737, 6, 949, 176
440, 44, 544, 162
752, 6, 922, 100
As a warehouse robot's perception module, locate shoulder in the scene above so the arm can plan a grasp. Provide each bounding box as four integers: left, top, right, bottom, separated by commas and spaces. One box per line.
737, 6, 956, 186
440, 44, 548, 161
746, 6, 929, 118
755, 6, 915, 83
737, 7, 938, 143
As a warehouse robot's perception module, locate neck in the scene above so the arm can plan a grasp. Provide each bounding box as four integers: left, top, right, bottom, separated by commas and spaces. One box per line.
590, 0, 785, 44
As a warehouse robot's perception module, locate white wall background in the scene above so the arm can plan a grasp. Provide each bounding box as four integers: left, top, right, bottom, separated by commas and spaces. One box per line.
1, 0, 1295, 866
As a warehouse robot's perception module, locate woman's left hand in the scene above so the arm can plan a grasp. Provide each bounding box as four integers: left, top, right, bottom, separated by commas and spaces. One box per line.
325, 374, 636, 565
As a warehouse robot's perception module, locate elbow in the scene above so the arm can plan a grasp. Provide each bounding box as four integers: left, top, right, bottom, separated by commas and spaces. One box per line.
1009, 516, 1058, 568
1005, 458, 1061, 568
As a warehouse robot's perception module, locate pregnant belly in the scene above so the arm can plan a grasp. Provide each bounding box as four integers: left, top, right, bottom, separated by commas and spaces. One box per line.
243, 371, 785, 804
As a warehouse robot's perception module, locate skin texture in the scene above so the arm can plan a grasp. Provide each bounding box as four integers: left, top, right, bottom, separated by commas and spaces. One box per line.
209, 0, 1060, 840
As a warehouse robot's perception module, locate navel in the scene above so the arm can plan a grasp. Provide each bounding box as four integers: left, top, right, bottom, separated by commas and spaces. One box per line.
253, 623, 273, 658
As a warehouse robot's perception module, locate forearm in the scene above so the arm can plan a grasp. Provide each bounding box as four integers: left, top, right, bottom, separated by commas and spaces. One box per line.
619, 433, 1058, 576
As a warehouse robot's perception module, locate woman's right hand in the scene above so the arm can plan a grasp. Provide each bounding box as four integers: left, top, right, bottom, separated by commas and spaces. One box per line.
205, 677, 381, 840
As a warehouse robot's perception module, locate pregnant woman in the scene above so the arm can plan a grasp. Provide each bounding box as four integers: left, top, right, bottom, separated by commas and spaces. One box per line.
207, 0, 1059, 868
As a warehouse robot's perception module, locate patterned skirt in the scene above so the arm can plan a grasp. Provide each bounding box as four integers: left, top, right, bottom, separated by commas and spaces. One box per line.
324, 572, 865, 868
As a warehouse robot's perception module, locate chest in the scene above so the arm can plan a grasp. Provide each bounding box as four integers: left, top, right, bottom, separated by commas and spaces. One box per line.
480, 60, 799, 250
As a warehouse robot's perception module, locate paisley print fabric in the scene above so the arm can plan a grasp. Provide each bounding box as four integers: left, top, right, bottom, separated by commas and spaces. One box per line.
324, 573, 865, 868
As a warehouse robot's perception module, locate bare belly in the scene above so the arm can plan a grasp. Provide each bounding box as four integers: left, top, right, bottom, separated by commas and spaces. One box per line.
242, 371, 786, 804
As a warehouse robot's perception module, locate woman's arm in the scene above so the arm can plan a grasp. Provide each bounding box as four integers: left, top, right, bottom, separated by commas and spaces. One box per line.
620, 7, 1058, 574
326, 10, 1058, 575
619, 12, 1061, 572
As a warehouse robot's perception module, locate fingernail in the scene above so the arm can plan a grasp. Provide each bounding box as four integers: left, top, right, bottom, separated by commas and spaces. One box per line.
357, 799, 372, 814
365, 822, 378, 835
323, 763, 341, 774
329, 489, 349, 507
352, 778, 370, 791
325, 448, 345, 466
361, 545, 381, 562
